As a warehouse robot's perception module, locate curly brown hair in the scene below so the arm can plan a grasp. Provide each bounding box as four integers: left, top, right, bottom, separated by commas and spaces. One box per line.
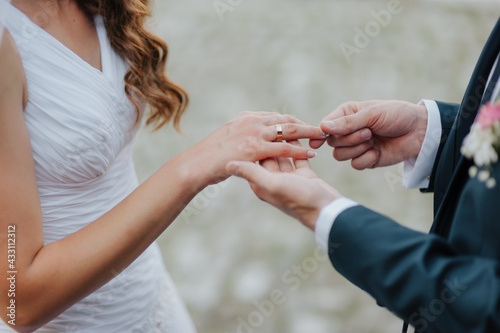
77, 0, 188, 130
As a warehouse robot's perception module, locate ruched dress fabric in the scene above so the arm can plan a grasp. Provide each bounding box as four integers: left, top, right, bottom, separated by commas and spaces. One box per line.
1, 3, 197, 332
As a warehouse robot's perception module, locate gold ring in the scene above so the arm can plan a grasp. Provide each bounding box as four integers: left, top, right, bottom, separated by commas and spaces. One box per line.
275, 124, 283, 142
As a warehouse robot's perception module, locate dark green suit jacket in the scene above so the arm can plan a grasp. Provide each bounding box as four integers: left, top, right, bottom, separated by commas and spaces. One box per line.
328, 19, 500, 333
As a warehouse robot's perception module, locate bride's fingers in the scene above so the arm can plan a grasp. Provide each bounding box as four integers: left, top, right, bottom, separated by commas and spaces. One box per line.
259, 142, 317, 160
264, 124, 326, 142
282, 124, 326, 141
276, 157, 294, 172
288, 140, 313, 170
260, 158, 280, 172
294, 156, 312, 170
261, 140, 305, 173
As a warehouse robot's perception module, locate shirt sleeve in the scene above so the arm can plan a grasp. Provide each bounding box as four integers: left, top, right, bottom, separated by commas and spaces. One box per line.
402, 100, 442, 189
315, 197, 358, 252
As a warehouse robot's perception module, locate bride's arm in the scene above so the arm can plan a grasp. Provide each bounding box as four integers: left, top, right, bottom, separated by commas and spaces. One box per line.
0, 33, 325, 333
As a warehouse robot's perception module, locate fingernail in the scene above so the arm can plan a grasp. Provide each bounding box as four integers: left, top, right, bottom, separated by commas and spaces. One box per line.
361, 129, 371, 140
307, 151, 317, 158
322, 121, 336, 131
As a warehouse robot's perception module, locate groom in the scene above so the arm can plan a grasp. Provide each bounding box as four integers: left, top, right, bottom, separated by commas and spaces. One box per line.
228, 18, 500, 333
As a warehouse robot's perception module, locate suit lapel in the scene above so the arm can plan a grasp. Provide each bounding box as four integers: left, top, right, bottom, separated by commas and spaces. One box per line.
431, 19, 500, 237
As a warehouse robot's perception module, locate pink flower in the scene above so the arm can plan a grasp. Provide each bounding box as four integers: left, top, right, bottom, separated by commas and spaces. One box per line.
476, 101, 500, 130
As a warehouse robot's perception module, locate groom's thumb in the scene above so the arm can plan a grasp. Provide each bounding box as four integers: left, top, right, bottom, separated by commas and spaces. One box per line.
227, 161, 263, 183
321, 112, 370, 136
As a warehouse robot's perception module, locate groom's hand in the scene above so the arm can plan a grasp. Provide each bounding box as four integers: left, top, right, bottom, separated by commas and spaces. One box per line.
311, 100, 428, 170
227, 141, 341, 230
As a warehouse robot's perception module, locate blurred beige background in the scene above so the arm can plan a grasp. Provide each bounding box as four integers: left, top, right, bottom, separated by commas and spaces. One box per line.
133, 1, 499, 332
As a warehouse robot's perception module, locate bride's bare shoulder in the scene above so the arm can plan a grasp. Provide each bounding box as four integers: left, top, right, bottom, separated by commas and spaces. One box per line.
0, 29, 28, 108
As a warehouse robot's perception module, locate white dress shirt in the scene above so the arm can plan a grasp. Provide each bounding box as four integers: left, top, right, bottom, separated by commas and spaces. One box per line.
315, 100, 442, 252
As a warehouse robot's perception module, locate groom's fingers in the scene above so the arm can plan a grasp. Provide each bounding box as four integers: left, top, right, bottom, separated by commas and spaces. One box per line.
333, 141, 374, 161
280, 124, 326, 141
309, 138, 326, 149
320, 101, 381, 137
321, 111, 372, 136
351, 149, 380, 170
321, 102, 357, 123
326, 128, 372, 148
320, 101, 375, 123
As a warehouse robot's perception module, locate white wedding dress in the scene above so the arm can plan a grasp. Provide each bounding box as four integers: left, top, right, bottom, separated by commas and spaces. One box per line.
1, 3, 197, 332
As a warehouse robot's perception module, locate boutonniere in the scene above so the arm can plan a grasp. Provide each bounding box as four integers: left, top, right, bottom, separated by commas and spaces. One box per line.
461, 99, 500, 188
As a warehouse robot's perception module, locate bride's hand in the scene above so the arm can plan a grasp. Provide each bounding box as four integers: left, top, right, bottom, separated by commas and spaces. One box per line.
227, 140, 341, 229
182, 111, 327, 186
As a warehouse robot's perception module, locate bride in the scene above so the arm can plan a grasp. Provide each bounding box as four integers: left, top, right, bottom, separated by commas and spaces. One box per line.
0, 0, 325, 332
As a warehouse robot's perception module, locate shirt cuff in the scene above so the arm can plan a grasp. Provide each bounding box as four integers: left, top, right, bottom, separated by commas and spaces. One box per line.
402, 100, 442, 189
315, 198, 358, 252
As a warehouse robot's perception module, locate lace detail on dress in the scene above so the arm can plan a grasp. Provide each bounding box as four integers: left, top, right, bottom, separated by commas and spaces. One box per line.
134, 279, 173, 333
132, 269, 197, 333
